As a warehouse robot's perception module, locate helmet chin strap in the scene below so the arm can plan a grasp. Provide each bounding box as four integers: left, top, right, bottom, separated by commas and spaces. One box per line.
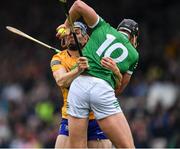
133, 35, 137, 48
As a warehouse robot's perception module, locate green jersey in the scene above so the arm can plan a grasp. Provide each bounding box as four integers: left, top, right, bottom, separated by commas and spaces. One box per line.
82, 17, 139, 89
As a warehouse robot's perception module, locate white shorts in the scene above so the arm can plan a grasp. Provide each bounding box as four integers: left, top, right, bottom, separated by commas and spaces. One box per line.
67, 75, 122, 120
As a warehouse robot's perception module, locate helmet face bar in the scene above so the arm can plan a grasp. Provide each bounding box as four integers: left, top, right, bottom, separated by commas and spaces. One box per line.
117, 19, 139, 37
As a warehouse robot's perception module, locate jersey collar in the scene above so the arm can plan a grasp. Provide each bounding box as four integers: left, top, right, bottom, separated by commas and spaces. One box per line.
120, 31, 129, 39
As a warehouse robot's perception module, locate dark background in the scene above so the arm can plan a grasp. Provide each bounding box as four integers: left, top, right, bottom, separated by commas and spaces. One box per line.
0, 0, 180, 148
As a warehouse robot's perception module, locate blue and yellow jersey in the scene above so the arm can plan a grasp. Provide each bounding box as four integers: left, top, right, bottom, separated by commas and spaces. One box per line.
51, 50, 95, 119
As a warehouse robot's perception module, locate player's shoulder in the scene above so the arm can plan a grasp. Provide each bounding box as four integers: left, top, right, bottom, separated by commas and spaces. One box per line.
50, 50, 69, 70
51, 50, 68, 61
56, 49, 68, 57
92, 16, 111, 30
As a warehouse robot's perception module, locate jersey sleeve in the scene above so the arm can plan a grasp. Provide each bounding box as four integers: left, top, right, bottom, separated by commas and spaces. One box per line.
88, 16, 100, 28
127, 60, 138, 75
50, 55, 65, 72
89, 16, 107, 31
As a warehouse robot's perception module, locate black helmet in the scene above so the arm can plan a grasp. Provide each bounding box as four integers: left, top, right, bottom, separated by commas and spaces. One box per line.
117, 19, 139, 37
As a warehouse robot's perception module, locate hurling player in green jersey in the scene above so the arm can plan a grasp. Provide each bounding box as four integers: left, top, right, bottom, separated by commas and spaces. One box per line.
57, 0, 139, 148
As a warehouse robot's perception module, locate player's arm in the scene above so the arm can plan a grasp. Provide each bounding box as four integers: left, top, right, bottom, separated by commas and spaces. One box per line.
52, 67, 80, 88
115, 73, 131, 96
57, 0, 98, 36
66, 0, 98, 27
51, 57, 88, 88
101, 57, 136, 96
114, 71, 123, 95
101, 57, 122, 93
115, 60, 138, 96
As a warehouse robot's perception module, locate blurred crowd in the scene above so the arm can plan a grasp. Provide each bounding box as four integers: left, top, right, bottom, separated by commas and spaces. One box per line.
0, 0, 180, 148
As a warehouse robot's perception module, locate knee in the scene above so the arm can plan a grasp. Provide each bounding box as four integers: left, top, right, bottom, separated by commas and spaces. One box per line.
69, 137, 87, 148
115, 140, 135, 148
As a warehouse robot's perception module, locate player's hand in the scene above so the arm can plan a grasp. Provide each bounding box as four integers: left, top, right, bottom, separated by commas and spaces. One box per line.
101, 57, 120, 75
101, 57, 122, 88
77, 57, 89, 72
56, 24, 70, 39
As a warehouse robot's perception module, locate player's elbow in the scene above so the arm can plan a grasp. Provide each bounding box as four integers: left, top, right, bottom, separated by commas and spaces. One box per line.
115, 85, 123, 96
56, 77, 68, 88
56, 78, 63, 87
73, 0, 85, 13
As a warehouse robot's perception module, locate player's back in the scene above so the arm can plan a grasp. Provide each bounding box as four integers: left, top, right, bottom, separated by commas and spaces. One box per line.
82, 17, 139, 88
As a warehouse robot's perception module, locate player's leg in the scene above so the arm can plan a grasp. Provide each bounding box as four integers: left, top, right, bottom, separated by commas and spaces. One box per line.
55, 118, 70, 148
55, 135, 69, 148
87, 119, 112, 148
97, 113, 134, 148
67, 76, 93, 148
88, 140, 112, 148
68, 115, 88, 147
90, 78, 135, 148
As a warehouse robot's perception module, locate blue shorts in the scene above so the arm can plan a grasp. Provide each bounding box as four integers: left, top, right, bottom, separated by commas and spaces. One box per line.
58, 118, 108, 140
